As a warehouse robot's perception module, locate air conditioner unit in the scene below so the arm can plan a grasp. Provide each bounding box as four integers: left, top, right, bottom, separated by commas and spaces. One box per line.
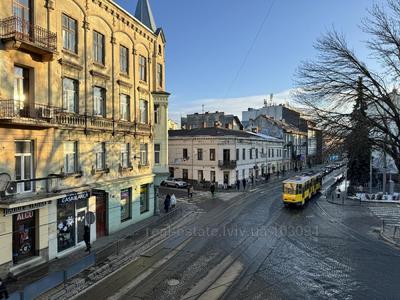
5, 182, 17, 195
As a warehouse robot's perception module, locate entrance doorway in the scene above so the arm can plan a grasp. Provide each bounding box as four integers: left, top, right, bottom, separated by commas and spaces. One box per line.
95, 191, 108, 238
223, 172, 230, 185
76, 207, 87, 244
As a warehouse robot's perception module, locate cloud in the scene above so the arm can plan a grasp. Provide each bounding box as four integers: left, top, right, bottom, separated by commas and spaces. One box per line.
169, 88, 297, 123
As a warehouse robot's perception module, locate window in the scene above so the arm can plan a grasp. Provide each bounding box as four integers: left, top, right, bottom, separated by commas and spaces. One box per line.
210, 149, 215, 161
198, 170, 204, 182
236, 149, 240, 161
63, 78, 78, 113
140, 144, 148, 166
183, 148, 188, 160
268, 149, 271, 158
256, 148, 259, 159
154, 144, 160, 164
139, 99, 148, 124
272, 149, 275, 158
250, 149, 253, 160
14, 66, 29, 108
93, 87, 106, 117
64, 141, 78, 174
15, 141, 33, 193
93, 31, 104, 64
158, 44, 162, 55
95, 143, 106, 170
197, 149, 203, 161
120, 188, 131, 221
242, 149, 246, 160
121, 143, 130, 168
140, 185, 149, 213
139, 55, 147, 82
13, 0, 30, 33
182, 169, 188, 180
210, 171, 216, 183
154, 104, 160, 124
62, 14, 77, 53
120, 94, 130, 121
120, 45, 129, 74
157, 63, 163, 87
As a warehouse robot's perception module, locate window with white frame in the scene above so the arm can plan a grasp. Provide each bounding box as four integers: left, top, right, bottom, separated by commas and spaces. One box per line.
120, 94, 130, 121
93, 31, 105, 64
62, 14, 77, 53
95, 143, 106, 170
154, 144, 160, 164
121, 143, 130, 168
63, 78, 78, 113
139, 55, 147, 82
15, 140, 33, 193
93, 86, 106, 117
139, 99, 148, 124
140, 143, 148, 166
64, 141, 78, 174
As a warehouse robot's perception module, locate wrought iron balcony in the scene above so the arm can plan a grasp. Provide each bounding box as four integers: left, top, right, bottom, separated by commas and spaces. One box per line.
218, 160, 237, 170
0, 99, 58, 126
0, 16, 57, 60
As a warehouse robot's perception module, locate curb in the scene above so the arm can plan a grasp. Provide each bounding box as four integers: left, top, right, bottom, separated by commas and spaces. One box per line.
379, 230, 400, 248
361, 199, 400, 204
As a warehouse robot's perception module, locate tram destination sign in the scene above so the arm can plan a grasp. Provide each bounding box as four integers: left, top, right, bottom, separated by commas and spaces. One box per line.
58, 191, 90, 205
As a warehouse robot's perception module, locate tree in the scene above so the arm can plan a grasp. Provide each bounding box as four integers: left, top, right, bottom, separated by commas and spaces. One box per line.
346, 78, 371, 186
295, 0, 400, 172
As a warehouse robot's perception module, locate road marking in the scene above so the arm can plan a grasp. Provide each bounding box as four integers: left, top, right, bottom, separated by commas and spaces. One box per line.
107, 237, 193, 300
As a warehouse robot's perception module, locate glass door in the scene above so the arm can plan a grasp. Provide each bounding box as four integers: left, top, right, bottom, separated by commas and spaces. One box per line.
76, 208, 87, 244
13, 0, 30, 36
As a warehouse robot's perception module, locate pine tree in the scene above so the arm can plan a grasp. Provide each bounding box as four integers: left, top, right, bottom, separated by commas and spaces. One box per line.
346, 77, 371, 187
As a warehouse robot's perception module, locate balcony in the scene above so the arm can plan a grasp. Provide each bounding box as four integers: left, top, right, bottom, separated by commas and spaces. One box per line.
218, 160, 237, 170
136, 123, 152, 136
0, 16, 57, 61
54, 112, 86, 128
88, 116, 113, 131
0, 99, 57, 127
116, 120, 136, 133
54, 112, 114, 132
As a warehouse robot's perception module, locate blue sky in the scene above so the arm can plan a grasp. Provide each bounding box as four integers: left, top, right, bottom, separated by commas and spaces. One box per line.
116, 0, 379, 122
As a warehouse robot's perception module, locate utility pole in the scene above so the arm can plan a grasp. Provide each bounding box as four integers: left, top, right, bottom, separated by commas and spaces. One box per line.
383, 137, 387, 194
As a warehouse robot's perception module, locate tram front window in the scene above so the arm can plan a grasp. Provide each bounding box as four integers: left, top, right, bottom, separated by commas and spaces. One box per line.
284, 183, 297, 194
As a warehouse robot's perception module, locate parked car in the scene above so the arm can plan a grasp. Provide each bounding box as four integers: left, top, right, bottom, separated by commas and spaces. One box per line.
161, 178, 188, 188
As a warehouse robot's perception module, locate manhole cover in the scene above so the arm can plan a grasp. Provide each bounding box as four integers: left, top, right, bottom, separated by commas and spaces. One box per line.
167, 279, 180, 286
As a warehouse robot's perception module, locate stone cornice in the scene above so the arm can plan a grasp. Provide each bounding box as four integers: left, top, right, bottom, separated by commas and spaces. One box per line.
90, 70, 111, 80
58, 58, 84, 71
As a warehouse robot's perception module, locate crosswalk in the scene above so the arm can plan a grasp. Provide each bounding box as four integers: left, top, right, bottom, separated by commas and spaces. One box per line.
367, 205, 400, 226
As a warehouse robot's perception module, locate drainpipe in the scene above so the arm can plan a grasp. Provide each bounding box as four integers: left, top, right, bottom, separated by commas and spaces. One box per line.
111, 35, 116, 135
46, 0, 54, 107
83, 18, 89, 134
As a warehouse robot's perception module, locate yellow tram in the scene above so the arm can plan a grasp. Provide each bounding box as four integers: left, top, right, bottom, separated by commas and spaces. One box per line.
282, 173, 323, 207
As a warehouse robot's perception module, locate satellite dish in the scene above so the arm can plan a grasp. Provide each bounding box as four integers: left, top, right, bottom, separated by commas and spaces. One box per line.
0, 173, 11, 192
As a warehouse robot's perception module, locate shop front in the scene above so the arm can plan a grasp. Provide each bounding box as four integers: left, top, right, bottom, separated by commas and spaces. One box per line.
12, 210, 36, 264
56, 191, 90, 253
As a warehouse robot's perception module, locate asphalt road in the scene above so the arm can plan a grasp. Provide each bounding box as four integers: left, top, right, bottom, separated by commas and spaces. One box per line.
76, 171, 400, 300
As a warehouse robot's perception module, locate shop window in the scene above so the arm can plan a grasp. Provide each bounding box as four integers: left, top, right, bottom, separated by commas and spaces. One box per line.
12, 211, 36, 263
140, 185, 149, 214
120, 188, 131, 222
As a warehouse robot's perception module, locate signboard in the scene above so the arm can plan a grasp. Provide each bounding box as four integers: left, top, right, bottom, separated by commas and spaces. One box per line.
3, 202, 48, 216
58, 191, 90, 205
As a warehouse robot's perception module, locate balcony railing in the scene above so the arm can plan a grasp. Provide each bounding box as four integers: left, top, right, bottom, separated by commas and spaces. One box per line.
0, 16, 57, 53
0, 99, 58, 121
55, 112, 86, 127
218, 160, 237, 169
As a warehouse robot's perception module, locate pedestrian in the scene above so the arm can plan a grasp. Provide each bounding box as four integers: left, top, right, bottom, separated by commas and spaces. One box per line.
242, 178, 247, 190
164, 194, 171, 213
236, 179, 240, 191
277, 170, 280, 178
187, 185, 194, 198
0, 278, 8, 300
251, 175, 254, 186
171, 193, 177, 209
210, 183, 216, 197
83, 225, 91, 252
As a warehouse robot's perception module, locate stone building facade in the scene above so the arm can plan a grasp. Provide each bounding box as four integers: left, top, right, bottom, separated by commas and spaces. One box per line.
168, 128, 284, 188
0, 0, 169, 276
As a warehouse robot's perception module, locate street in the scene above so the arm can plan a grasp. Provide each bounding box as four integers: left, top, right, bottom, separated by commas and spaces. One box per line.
74, 172, 400, 300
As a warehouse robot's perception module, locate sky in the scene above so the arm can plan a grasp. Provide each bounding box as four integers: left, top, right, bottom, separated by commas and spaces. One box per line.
115, 0, 382, 122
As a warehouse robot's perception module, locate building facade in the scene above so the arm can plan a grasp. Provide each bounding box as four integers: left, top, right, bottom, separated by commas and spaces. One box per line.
168, 128, 284, 187
0, 0, 168, 276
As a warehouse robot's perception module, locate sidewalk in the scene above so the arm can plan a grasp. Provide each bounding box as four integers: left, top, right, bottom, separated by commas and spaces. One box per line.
381, 224, 400, 247
6, 202, 190, 299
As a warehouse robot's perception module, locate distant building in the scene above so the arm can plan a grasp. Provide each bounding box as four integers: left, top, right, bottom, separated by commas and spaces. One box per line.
181, 111, 243, 130
246, 115, 307, 170
168, 128, 284, 188
168, 119, 180, 130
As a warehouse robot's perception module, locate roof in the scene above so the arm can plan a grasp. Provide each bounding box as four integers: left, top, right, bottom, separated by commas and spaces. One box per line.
135, 0, 157, 32
252, 115, 307, 135
283, 176, 311, 184
169, 128, 265, 139
247, 131, 284, 143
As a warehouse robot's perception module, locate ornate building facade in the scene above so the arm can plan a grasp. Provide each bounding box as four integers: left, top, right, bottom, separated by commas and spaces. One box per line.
0, 0, 169, 276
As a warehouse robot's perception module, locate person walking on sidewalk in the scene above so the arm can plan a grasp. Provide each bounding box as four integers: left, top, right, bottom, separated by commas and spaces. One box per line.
164, 194, 171, 213
0, 278, 9, 299
83, 225, 91, 252
242, 178, 247, 190
236, 179, 240, 191
171, 194, 177, 209
210, 183, 216, 197
187, 185, 194, 198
